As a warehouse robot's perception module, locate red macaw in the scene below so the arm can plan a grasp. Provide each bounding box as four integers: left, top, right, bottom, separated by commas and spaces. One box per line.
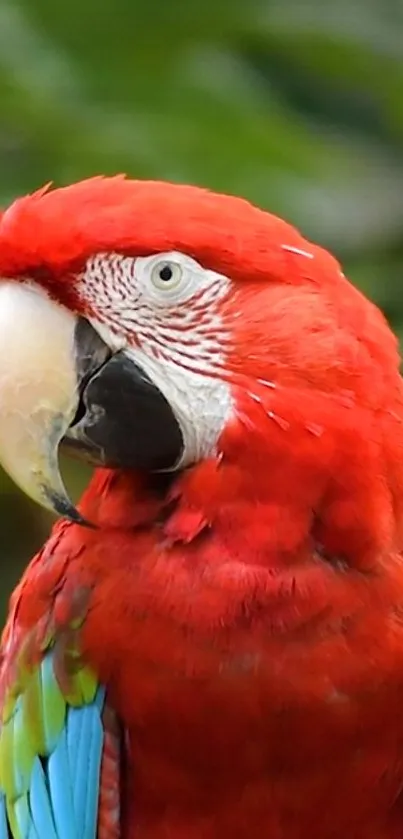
0, 176, 403, 839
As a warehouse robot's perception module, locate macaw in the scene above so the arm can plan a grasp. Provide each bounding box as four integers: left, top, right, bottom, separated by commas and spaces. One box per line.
0, 177, 402, 839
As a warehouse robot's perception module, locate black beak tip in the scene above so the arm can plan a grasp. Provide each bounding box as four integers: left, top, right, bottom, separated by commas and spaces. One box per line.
42, 487, 96, 528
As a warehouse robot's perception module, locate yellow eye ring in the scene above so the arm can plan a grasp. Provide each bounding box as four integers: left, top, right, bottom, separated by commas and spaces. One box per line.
150, 261, 183, 291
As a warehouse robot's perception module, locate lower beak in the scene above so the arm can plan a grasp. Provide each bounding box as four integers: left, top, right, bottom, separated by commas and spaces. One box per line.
0, 283, 183, 522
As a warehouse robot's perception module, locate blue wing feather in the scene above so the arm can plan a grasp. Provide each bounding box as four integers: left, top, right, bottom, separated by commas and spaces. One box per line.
32, 692, 105, 839
81, 706, 105, 838
29, 758, 58, 839
0, 648, 108, 839
48, 728, 77, 839
0, 795, 8, 839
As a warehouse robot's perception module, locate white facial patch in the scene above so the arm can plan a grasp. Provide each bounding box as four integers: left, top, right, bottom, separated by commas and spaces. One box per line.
77, 251, 234, 466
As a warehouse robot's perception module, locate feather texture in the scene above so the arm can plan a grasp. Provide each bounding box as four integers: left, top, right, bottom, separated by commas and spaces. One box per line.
3, 178, 403, 839
0, 646, 105, 839
0, 555, 121, 839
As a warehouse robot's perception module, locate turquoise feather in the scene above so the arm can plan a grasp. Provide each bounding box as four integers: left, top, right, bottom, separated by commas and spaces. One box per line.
0, 647, 106, 839
0, 795, 8, 839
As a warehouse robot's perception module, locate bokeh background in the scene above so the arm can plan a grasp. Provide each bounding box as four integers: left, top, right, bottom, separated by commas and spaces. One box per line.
0, 0, 403, 622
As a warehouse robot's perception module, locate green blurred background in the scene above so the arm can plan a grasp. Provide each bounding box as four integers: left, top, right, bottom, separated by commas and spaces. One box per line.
0, 0, 402, 622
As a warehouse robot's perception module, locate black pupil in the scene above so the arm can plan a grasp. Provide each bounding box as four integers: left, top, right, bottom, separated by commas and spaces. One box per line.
159, 264, 173, 282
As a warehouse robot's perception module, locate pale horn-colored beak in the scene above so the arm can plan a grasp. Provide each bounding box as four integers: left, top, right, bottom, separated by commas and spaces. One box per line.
0, 281, 86, 521
0, 280, 185, 523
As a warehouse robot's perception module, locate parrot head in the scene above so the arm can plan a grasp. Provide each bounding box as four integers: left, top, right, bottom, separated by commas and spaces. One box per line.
0, 176, 402, 571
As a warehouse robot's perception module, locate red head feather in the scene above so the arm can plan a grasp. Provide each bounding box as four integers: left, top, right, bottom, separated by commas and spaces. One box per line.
0, 176, 397, 374
0, 175, 340, 285
1, 175, 402, 571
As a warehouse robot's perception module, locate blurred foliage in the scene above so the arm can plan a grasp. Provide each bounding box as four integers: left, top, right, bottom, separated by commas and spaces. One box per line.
0, 0, 402, 620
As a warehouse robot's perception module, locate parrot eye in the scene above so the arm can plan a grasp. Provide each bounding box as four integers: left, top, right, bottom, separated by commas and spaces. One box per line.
150, 260, 183, 292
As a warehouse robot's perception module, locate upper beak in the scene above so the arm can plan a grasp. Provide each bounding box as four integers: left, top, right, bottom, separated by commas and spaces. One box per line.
0, 282, 183, 522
